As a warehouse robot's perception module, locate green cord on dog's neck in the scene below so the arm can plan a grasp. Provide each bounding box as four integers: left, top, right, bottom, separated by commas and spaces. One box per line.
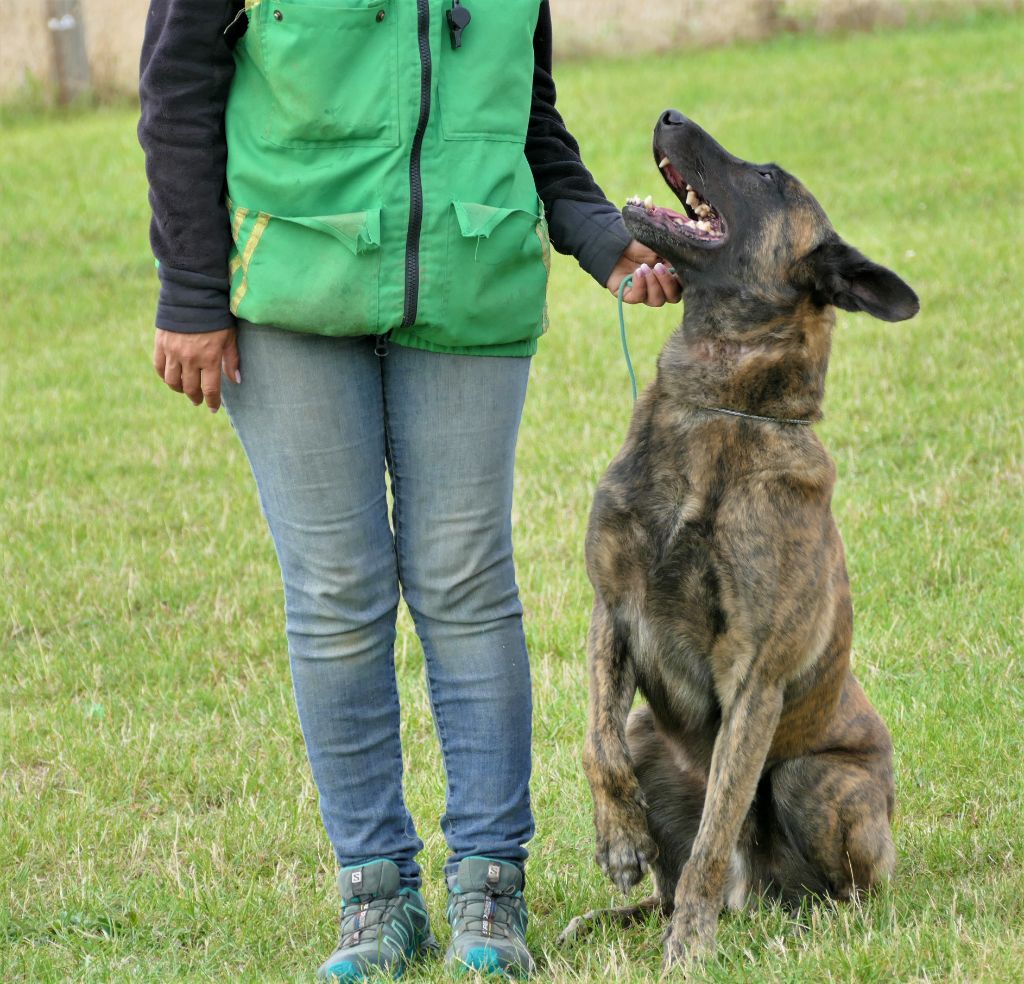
617, 266, 676, 402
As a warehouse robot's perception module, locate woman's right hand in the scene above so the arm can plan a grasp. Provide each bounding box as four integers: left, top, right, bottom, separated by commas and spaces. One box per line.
153, 326, 240, 413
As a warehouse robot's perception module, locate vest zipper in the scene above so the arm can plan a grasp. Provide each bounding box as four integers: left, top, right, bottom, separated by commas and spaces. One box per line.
401, 0, 433, 329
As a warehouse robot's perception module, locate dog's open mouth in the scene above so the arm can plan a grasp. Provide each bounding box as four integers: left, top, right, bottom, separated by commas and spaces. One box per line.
625, 147, 728, 246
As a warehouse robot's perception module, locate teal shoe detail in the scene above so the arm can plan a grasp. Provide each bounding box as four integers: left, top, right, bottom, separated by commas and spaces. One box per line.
320, 960, 358, 983
445, 857, 535, 978
462, 947, 503, 972
316, 859, 436, 982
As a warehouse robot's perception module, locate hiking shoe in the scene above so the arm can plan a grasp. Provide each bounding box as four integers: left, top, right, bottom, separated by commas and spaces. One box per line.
445, 857, 535, 977
317, 859, 436, 982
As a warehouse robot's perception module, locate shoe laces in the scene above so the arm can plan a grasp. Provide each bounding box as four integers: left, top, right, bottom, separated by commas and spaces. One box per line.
338, 895, 405, 948
449, 887, 523, 940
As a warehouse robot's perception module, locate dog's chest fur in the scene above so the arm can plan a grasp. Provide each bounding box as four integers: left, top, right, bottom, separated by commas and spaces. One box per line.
586, 398, 837, 736
591, 484, 728, 732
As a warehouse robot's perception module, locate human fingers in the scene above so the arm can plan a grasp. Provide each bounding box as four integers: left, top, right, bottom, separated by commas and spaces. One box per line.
163, 357, 184, 394
623, 264, 650, 304
153, 332, 167, 380
651, 262, 682, 304
221, 330, 241, 387
642, 267, 667, 307
156, 327, 236, 405
201, 361, 223, 413
181, 363, 203, 405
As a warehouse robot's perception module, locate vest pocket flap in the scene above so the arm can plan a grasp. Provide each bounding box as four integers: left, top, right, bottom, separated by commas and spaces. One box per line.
427, 197, 549, 349
227, 203, 383, 333
282, 210, 382, 255
452, 201, 521, 239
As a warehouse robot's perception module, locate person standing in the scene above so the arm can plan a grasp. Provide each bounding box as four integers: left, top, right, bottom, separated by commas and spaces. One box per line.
138, 0, 680, 978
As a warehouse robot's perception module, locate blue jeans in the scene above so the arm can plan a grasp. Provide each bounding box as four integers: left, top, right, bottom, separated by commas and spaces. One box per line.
222, 325, 534, 888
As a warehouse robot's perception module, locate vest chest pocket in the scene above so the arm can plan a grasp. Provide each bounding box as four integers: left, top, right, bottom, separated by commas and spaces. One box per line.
437, 1, 538, 142
257, 0, 398, 148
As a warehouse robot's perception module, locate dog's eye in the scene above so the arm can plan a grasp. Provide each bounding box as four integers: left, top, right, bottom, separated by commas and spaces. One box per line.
758, 170, 774, 182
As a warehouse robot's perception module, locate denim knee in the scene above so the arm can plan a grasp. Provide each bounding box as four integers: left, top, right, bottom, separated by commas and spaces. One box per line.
399, 539, 523, 630
280, 553, 400, 664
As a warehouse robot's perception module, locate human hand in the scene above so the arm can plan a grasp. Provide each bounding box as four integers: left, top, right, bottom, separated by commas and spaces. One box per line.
153, 326, 240, 413
606, 240, 682, 307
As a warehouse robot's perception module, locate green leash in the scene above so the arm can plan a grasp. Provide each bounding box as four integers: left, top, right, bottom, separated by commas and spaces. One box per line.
617, 273, 640, 402
617, 266, 676, 402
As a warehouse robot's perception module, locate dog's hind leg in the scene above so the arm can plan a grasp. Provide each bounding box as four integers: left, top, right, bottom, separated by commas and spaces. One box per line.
767, 749, 894, 903
582, 600, 659, 893
767, 689, 895, 903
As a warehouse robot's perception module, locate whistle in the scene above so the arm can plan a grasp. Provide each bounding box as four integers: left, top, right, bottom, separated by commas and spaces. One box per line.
446, 0, 471, 49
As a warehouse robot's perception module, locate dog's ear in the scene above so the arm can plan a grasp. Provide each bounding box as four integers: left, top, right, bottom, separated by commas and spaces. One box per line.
799, 239, 919, 322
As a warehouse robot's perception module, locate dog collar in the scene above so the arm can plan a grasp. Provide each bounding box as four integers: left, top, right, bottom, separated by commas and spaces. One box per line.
615, 275, 816, 428
694, 405, 815, 426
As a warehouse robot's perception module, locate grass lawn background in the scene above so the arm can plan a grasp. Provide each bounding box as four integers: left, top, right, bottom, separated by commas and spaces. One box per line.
1, 10, 1021, 982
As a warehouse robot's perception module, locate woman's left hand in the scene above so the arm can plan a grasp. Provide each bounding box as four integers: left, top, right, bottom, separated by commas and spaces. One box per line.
606, 240, 682, 307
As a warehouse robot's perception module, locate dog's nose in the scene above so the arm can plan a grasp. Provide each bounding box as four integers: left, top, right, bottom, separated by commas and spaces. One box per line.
661, 109, 686, 127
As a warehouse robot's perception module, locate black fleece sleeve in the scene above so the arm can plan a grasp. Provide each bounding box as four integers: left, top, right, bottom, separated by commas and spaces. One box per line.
137, 0, 239, 333
525, 2, 630, 287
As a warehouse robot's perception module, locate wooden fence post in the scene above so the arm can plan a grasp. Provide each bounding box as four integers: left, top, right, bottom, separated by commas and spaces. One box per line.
47, 0, 92, 104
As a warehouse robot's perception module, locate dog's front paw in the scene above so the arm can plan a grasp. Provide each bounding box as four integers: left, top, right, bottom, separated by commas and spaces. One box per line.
594, 801, 658, 893
661, 895, 718, 971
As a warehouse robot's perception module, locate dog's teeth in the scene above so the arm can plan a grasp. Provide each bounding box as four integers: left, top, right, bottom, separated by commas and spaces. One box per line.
696, 220, 711, 232
685, 190, 700, 208
673, 218, 685, 226
696, 203, 711, 218
643, 195, 655, 211
658, 156, 671, 170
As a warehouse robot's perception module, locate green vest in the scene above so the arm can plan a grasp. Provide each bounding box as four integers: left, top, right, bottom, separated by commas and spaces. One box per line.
224, 0, 551, 357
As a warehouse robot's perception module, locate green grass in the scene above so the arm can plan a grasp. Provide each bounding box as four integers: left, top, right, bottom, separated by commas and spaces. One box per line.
2, 11, 1022, 982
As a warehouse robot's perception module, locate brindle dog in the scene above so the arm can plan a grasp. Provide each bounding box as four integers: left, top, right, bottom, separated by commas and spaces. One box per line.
564, 112, 918, 969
